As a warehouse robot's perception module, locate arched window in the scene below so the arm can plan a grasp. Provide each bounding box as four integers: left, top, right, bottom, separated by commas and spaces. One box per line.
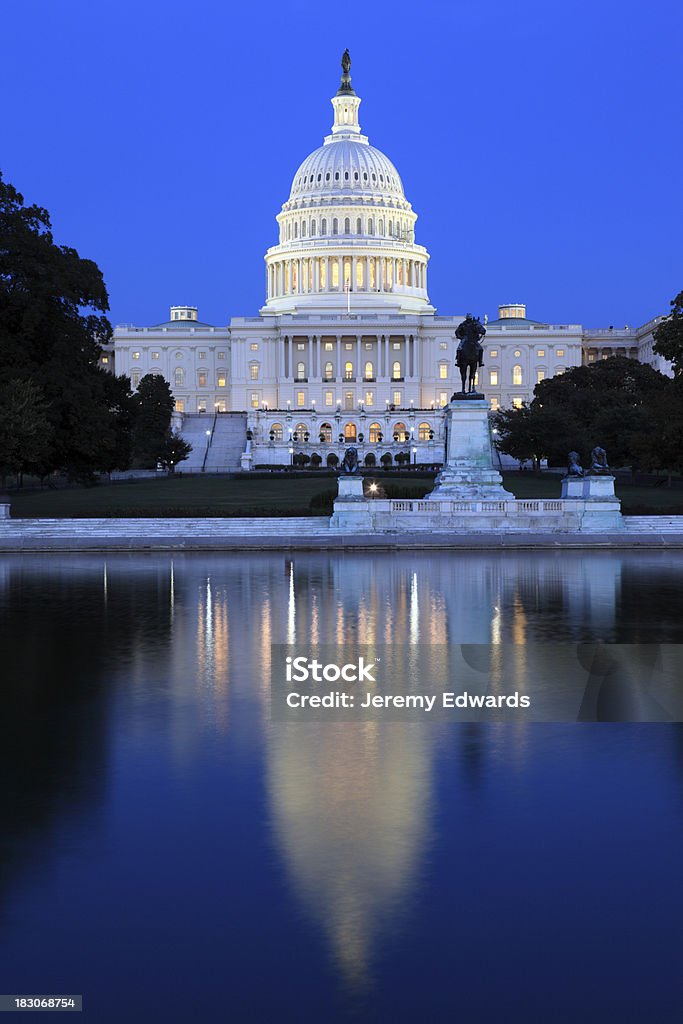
296, 361, 306, 381
512, 364, 523, 385
368, 217, 374, 234
174, 368, 184, 388
389, 219, 393, 236
344, 423, 357, 441
356, 218, 362, 234
344, 217, 350, 234
418, 421, 432, 441
311, 219, 316, 235
378, 218, 384, 235
319, 422, 332, 442
301, 221, 306, 237
321, 218, 327, 235
393, 422, 408, 442
344, 361, 353, 381
369, 421, 382, 443
324, 361, 334, 380
364, 361, 374, 380
392, 360, 402, 380
270, 423, 283, 441
295, 422, 308, 438
332, 218, 338, 234
294, 223, 298, 238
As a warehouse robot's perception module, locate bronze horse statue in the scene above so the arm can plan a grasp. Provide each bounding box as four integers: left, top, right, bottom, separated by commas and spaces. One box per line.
455, 314, 485, 395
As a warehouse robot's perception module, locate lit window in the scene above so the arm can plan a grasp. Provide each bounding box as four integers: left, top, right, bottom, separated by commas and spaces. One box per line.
588, 353, 595, 362
217, 352, 225, 360
197, 400, 207, 413
296, 362, 306, 380
101, 356, 109, 364
556, 349, 565, 357
324, 361, 334, 381
344, 362, 353, 380
251, 393, 259, 408
393, 390, 402, 406
392, 361, 402, 380
365, 342, 373, 350
151, 351, 159, 360
297, 343, 305, 350
324, 342, 333, 351
175, 399, 185, 412
537, 349, 545, 357
297, 391, 305, 407
393, 422, 409, 442
250, 364, 259, 380
345, 342, 353, 350
490, 349, 498, 358
440, 342, 448, 350
512, 365, 523, 385
174, 368, 185, 387
365, 391, 374, 406
325, 391, 333, 407
439, 392, 448, 407
132, 351, 140, 360
345, 423, 357, 440
490, 370, 499, 385
215, 400, 226, 412
250, 343, 259, 351
271, 423, 284, 440
198, 371, 208, 387
392, 342, 401, 350
217, 373, 226, 387
557, 366, 566, 374
537, 370, 545, 383
490, 397, 500, 410
418, 421, 432, 440
131, 371, 140, 388
198, 351, 206, 360
364, 361, 374, 379
514, 350, 521, 358
439, 364, 448, 380
512, 397, 523, 409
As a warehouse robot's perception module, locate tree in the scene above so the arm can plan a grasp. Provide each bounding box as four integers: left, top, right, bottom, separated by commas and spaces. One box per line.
0, 379, 54, 481
492, 358, 670, 470
157, 431, 192, 474
0, 171, 131, 480
131, 374, 175, 468
653, 290, 683, 376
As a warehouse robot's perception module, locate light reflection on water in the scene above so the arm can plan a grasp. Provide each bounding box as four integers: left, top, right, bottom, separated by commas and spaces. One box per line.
1, 551, 683, 1022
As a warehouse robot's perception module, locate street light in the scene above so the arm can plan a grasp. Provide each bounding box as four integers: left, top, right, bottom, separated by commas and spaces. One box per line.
412, 446, 417, 465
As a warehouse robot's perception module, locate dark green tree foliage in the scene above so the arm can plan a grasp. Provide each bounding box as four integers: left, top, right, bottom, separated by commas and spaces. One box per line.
653, 290, 683, 376
131, 374, 175, 467
0, 171, 131, 480
0, 379, 54, 480
158, 431, 192, 473
493, 357, 670, 469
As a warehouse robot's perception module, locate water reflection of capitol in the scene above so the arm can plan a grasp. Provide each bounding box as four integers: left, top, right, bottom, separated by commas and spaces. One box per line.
187, 550, 631, 984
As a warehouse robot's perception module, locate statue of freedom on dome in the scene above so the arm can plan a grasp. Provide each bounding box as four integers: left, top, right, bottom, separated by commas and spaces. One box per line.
341, 49, 351, 74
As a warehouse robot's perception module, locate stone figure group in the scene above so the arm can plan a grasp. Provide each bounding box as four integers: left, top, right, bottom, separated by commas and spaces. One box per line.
566, 446, 611, 477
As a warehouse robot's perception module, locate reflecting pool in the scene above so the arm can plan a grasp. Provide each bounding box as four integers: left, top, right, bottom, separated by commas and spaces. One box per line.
1, 551, 683, 1022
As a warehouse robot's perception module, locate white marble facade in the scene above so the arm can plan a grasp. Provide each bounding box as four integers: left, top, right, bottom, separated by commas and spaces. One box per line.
108, 58, 669, 468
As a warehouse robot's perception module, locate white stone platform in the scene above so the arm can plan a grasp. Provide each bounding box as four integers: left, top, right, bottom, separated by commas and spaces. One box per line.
427, 398, 513, 501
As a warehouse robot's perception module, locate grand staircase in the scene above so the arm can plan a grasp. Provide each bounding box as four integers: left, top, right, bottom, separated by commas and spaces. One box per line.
178, 413, 247, 473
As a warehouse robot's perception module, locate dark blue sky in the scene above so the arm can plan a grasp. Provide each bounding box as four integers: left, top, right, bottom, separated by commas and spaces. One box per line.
2, 0, 681, 329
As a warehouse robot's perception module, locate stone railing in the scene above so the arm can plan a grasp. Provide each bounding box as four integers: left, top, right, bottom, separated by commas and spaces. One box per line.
387, 499, 568, 515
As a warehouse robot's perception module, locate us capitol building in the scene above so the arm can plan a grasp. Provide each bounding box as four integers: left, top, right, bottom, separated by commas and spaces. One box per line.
107, 53, 668, 472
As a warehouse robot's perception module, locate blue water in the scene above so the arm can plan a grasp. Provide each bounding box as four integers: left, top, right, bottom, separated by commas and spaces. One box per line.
1, 551, 683, 1022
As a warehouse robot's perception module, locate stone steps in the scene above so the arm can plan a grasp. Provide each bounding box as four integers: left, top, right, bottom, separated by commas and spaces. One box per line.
624, 517, 683, 532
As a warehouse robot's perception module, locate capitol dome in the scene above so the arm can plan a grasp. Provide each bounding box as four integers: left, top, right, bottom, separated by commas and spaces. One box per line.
262, 52, 432, 316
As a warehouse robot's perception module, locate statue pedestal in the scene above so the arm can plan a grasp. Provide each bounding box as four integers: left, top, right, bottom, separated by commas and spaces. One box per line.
561, 474, 623, 531
427, 399, 514, 500
330, 476, 372, 530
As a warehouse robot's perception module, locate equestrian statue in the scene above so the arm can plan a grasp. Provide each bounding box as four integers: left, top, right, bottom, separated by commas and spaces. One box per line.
454, 314, 485, 396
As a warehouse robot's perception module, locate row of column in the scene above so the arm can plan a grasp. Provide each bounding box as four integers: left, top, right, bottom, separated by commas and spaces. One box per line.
278, 335, 419, 381
267, 255, 426, 299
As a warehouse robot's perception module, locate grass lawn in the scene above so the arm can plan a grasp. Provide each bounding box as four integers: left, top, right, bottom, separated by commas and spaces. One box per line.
7, 472, 683, 518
